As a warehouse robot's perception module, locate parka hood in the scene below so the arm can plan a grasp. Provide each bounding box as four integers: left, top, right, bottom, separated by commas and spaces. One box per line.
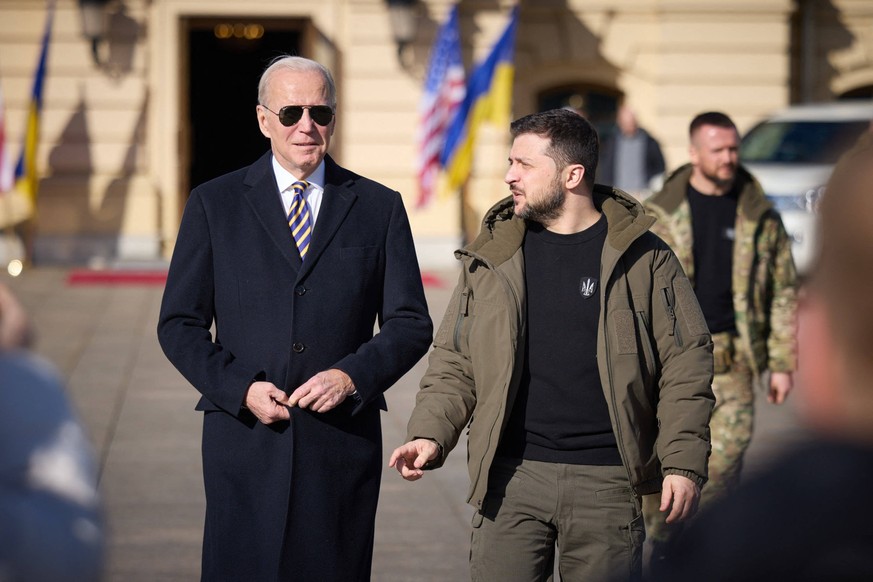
653, 163, 774, 222
461, 186, 656, 267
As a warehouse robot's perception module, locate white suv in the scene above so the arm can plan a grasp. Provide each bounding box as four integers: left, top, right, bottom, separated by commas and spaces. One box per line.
741, 101, 873, 273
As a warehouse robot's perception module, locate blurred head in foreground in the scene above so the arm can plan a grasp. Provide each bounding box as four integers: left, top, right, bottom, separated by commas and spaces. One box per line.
799, 131, 873, 441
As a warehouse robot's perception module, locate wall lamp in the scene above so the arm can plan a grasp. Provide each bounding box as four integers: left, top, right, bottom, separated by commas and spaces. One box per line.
78, 0, 112, 66
385, 0, 420, 66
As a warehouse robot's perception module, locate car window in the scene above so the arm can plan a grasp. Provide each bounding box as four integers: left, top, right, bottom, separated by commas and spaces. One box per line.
741, 120, 869, 164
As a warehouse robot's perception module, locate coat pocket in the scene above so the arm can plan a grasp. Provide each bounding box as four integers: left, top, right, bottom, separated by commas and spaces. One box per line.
613, 309, 638, 355
635, 310, 658, 377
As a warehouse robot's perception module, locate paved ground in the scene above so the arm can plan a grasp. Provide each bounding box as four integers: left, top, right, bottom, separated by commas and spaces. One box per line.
5, 266, 810, 581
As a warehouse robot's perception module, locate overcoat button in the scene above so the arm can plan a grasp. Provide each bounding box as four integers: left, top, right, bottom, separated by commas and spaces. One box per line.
295, 286, 306, 296
292, 343, 305, 353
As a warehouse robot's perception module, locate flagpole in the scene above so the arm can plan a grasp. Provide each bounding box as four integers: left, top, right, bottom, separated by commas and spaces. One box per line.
0, 78, 28, 274
438, 3, 518, 235
1, 198, 17, 274
416, 4, 464, 209
459, 181, 470, 246
16, 0, 55, 266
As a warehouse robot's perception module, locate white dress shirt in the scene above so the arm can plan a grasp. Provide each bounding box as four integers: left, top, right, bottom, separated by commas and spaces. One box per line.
272, 156, 326, 228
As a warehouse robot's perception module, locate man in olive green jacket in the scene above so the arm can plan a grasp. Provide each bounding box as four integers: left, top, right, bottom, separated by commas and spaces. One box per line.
643, 111, 797, 565
390, 109, 714, 581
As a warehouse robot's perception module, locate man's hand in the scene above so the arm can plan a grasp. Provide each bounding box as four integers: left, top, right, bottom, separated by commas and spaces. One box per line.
244, 381, 291, 424
388, 439, 439, 481
290, 369, 355, 413
768, 371, 793, 404
660, 474, 700, 524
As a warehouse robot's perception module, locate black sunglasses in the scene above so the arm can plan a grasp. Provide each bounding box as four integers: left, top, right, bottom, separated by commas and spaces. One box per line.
262, 104, 335, 127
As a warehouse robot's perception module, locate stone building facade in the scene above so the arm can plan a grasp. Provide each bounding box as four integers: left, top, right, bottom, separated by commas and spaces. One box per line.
1, 0, 871, 267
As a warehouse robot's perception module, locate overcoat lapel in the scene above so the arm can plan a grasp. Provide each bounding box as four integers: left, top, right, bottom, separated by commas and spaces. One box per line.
241, 153, 358, 276
298, 159, 358, 280
242, 153, 302, 270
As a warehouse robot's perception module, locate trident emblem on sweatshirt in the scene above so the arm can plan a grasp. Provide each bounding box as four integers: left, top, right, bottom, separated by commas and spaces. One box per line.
579, 277, 598, 298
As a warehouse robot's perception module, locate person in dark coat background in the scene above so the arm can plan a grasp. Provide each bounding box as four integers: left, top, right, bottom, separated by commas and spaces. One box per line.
157, 56, 433, 582
598, 105, 666, 197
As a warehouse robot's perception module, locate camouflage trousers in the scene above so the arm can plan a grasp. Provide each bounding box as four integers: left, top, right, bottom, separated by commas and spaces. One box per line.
644, 331, 755, 544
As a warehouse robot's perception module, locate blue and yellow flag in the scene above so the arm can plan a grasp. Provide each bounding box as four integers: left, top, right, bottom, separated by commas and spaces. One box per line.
13, 0, 55, 210
440, 5, 518, 196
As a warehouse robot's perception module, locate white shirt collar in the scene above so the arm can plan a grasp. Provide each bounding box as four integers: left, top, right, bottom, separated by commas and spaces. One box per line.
271, 156, 326, 193
272, 156, 327, 225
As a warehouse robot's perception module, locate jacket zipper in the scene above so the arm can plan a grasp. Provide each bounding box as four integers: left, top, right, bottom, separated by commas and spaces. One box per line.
461, 251, 521, 507
600, 261, 636, 492
604, 308, 636, 491
660, 287, 684, 348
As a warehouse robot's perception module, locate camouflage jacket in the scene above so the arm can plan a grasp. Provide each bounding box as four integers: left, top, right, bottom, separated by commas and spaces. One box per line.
645, 164, 797, 374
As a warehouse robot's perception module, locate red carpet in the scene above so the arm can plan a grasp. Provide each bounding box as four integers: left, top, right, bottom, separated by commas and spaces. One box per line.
421, 272, 446, 288
67, 270, 169, 286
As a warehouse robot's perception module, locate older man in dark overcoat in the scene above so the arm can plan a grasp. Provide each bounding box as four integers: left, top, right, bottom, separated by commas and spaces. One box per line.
157, 56, 432, 582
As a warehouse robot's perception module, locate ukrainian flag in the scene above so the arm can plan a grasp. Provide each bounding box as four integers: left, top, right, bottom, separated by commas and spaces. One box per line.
14, 0, 55, 210
440, 5, 518, 196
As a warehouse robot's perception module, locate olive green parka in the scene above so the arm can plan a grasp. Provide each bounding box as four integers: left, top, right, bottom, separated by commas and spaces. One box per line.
406, 186, 715, 510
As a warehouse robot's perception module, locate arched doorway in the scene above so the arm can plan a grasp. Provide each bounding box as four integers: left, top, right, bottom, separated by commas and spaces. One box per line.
184, 17, 305, 194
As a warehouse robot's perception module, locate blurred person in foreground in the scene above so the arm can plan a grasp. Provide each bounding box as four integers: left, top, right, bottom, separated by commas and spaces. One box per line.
598, 105, 666, 198
389, 108, 714, 581
653, 130, 873, 582
157, 56, 432, 581
0, 283, 104, 581
643, 111, 798, 566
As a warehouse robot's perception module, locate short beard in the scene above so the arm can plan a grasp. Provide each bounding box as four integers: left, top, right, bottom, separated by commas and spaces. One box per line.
704, 165, 737, 190
517, 176, 565, 224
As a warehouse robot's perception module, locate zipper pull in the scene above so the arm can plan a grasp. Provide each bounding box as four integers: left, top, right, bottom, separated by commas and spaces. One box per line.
453, 288, 471, 352
660, 287, 683, 347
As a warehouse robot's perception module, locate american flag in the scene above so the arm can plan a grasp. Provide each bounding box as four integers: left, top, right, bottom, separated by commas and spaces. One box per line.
416, 4, 465, 208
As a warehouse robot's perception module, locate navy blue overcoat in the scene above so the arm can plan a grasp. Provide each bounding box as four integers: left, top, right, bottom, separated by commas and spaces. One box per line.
157, 152, 433, 581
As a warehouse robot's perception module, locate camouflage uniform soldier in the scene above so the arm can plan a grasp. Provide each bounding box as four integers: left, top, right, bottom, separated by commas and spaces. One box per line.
643, 111, 797, 565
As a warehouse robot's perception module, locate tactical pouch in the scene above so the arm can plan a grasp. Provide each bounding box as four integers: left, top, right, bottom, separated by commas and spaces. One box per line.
712, 332, 736, 375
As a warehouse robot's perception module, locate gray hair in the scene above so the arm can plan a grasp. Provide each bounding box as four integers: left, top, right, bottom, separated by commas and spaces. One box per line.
257, 56, 337, 109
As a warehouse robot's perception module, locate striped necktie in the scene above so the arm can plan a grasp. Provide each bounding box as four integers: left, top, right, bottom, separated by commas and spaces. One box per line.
288, 180, 313, 259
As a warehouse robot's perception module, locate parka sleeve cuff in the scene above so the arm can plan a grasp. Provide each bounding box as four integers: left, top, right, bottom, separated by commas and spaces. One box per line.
663, 468, 707, 489
767, 358, 796, 374
412, 437, 445, 470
